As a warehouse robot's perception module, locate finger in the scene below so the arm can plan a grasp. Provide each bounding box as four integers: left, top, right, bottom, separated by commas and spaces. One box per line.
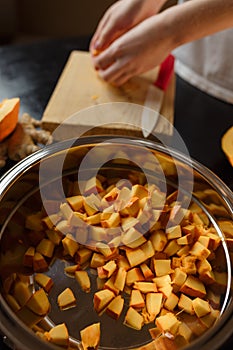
98, 58, 133, 86
96, 26, 124, 52
111, 72, 132, 87
91, 8, 128, 52
89, 8, 113, 51
90, 7, 121, 52
93, 47, 117, 70
90, 20, 109, 51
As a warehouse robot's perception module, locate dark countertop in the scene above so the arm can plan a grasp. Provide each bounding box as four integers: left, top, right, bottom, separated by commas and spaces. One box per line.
0, 37, 232, 349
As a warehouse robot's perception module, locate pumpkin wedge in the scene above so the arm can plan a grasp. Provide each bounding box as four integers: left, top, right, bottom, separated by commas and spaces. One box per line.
222, 126, 233, 166
0, 97, 20, 142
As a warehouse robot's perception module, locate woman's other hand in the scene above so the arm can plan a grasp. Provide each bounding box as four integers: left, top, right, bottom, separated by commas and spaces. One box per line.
90, 0, 166, 53
91, 13, 175, 86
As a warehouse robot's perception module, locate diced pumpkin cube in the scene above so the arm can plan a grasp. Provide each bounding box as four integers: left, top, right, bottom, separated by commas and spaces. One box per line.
153, 274, 171, 288
47, 323, 69, 347
26, 289, 50, 316
80, 322, 100, 350
189, 241, 211, 260
126, 267, 144, 286
64, 264, 80, 276
141, 240, 155, 259
42, 213, 60, 230
75, 270, 91, 293
180, 276, 206, 298
76, 248, 92, 265
60, 202, 73, 220
33, 252, 48, 272
124, 307, 144, 330
101, 260, 117, 278
131, 184, 148, 199
126, 247, 147, 267
178, 294, 194, 315
93, 289, 115, 313
153, 259, 173, 277
163, 240, 181, 257
36, 239, 55, 258
120, 196, 140, 217
164, 292, 179, 311
114, 267, 127, 291
150, 230, 167, 251
84, 195, 99, 216
46, 229, 63, 245
121, 227, 147, 249
90, 253, 105, 268
86, 213, 101, 225
140, 263, 154, 280
35, 273, 54, 293
23, 246, 35, 267
66, 195, 83, 211
146, 292, 163, 319
104, 275, 120, 295
130, 289, 145, 309
96, 242, 113, 258
13, 281, 32, 307
133, 281, 157, 293
181, 255, 197, 275
156, 312, 181, 335
101, 212, 121, 228
57, 287, 76, 310
62, 234, 79, 257
192, 297, 211, 318
106, 295, 124, 320
166, 225, 182, 240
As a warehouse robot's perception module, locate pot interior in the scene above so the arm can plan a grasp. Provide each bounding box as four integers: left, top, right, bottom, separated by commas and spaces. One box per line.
0, 139, 232, 350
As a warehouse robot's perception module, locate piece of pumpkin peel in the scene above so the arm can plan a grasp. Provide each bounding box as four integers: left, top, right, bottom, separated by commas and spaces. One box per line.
0, 97, 20, 142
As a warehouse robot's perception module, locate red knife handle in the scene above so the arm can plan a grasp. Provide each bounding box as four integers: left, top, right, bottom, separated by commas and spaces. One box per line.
154, 54, 175, 91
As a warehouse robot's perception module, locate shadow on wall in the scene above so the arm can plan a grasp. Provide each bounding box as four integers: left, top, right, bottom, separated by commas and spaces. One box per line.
0, 0, 178, 45
0, 0, 116, 44
0, 0, 18, 44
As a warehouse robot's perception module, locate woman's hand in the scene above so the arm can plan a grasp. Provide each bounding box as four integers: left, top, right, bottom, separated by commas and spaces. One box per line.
90, 0, 166, 53
91, 0, 233, 86
91, 14, 175, 86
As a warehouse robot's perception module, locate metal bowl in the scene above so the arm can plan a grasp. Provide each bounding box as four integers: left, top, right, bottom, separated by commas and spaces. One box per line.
0, 135, 232, 350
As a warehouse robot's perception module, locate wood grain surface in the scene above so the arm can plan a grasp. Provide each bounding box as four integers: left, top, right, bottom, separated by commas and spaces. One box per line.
42, 50, 175, 140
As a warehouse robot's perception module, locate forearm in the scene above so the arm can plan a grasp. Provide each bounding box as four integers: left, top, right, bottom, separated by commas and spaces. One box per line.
163, 0, 233, 49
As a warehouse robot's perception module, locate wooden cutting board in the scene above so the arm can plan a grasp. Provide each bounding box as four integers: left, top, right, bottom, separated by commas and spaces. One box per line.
42, 50, 175, 140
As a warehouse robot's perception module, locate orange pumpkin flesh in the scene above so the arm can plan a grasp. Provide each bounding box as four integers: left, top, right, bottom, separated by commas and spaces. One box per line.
0, 98, 20, 142
221, 126, 233, 167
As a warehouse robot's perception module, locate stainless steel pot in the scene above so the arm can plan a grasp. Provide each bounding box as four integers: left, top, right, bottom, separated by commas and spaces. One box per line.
0, 135, 232, 350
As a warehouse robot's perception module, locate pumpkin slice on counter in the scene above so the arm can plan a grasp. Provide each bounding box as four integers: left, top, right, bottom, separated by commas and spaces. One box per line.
221, 126, 233, 166
0, 97, 20, 142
